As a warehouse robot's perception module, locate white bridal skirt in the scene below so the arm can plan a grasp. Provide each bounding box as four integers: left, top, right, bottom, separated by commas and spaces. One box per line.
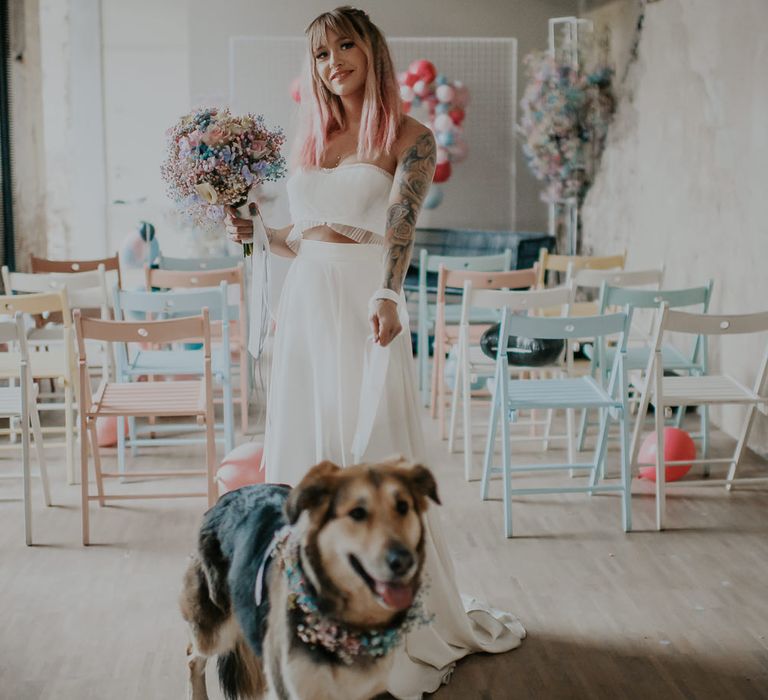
263, 239, 525, 699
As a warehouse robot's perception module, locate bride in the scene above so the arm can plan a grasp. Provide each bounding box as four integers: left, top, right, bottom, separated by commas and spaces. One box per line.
225, 6, 524, 698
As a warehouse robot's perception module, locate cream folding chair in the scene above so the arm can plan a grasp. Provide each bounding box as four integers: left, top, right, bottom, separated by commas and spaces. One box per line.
74, 309, 217, 545
2, 265, 114, 380
537, 248, 626, 317
0, 312, 51, 545
483, 308, 632, 537
630, 304, 768, 531
146, 265, 250, 434
448, 282, 571, 481
0, 291, 78, 483
430, 264, 533, 438
417, 249, 513, 406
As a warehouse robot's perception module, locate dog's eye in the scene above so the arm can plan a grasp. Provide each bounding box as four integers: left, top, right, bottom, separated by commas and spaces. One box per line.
349, 507, 367, 521
395, 500, 409, 515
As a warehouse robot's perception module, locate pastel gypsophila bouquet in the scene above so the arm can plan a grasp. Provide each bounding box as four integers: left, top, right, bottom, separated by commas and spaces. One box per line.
518, 51, 614, 202
161, 107, 286, 256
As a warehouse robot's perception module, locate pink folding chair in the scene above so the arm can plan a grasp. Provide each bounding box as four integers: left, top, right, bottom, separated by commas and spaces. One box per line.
74, 309, 217, 545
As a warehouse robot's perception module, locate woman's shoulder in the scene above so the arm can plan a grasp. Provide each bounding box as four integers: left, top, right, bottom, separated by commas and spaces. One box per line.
394, 116, 436, 156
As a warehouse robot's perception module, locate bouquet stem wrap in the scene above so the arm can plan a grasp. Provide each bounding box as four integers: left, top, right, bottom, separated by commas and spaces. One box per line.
246, 204, 273, 361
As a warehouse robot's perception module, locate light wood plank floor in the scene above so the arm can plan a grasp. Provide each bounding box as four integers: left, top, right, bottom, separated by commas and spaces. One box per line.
2, 404, 768, 699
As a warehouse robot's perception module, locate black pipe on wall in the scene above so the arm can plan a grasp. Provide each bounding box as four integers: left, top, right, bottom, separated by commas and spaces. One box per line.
0, 0, 15, 271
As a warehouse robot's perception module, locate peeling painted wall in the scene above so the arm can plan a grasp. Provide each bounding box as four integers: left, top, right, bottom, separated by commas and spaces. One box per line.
582, 0, 768, 453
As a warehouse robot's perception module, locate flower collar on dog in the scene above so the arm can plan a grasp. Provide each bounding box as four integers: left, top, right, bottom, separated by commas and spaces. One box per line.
257, 526, 431, 666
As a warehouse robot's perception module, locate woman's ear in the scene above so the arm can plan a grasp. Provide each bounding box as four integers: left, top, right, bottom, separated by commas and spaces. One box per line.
285, 460, 342, 524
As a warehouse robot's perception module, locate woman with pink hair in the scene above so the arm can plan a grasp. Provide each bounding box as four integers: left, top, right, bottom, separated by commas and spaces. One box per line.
226, 7, 524, 697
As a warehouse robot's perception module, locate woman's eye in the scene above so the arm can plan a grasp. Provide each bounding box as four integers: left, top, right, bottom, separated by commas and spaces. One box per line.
396, 500, 409, 515
315, 51, 328, 60
349, 507, 367, 521
341, 41, 354, 50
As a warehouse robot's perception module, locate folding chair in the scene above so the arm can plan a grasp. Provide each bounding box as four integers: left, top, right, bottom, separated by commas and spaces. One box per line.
630, 304, 768, 531
146, 265, 250, 433
74, 309, 217, 545
416, 249, 513, 406
482, 308, 632, 537
447, 278, 568, 481
30, 253, 122, 289
0, 291, 78, 483
431, 265, 537, 439
112, 283, 234, 468
155, 255, 241, 271
0, 312, 50, 545
578, 281, 713, 454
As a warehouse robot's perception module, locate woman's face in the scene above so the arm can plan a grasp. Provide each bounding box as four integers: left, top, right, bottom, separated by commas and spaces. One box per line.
313, 29, 368, 98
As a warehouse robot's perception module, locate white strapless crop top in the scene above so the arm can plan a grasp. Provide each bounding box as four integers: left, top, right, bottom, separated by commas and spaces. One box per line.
285, 164, 393, 251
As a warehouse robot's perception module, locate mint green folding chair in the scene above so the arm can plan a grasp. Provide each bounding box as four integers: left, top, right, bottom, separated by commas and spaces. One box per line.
482, 308, 632, 537
577, 281, 714, 463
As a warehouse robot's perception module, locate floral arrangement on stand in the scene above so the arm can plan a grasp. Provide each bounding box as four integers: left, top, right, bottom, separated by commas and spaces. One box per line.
161, 107, 286, 256
518, 43, 615, 205
397, 60, 470, 210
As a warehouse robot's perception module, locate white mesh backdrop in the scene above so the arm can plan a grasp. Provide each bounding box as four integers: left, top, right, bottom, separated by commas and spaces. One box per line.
228, 36, 517, 231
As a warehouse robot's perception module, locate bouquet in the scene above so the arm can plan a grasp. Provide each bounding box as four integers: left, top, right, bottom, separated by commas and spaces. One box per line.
161, 107, 286, 256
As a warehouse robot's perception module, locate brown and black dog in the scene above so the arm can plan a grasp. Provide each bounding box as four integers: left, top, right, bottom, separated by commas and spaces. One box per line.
180, 458, 440, 700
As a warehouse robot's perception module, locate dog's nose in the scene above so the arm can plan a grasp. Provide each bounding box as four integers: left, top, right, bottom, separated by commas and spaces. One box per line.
386, 545, 414, 577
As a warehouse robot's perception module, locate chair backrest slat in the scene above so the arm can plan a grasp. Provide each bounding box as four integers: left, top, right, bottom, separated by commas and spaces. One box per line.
146, 265, 243, 290
75, 310, 210, 349
468, 285, 573, 314
114, 285, 228, 321
440, 265, 537, 304
0, 290, 69, 320
156, 255, 241, 272
664, 308, 768, 336
572, 266, 664, 290
503, 311, 628, 341
30, 254, 121, 287
423, 249, 513, 274
537, 248, 626, 287
603, 283, 712, 311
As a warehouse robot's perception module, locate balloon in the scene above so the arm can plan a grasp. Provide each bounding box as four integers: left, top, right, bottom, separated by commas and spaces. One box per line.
638, 428, 695, 482
434, 113, 454, 132
404, 71, 419, 87
95, 416, 130, 448
435, 84, 455, 103
454, 83, 470, 108
436, 74, 448, 85
216, 442, 266, 493
413, 80, 429, 98
448, 139, 469, 163
435, 103, 450, 115
400, 84, 414, 102
402, 101, 411, 114
436, 147, 450, 165
423, 185, 444, 209
480, 324, 565, 367
437, 131, 455, 147
449, 107, 465, 125
408, 59, 437, 85
289, 76, 302, 103
433, 161, 452, 183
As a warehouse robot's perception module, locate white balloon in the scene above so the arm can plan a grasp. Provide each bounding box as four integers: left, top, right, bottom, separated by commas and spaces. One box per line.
435, 84, 455, 103
400, 85, 414, 102
436, 147, 450, 165
434, 114, 454, 132
413, 80, 429, 98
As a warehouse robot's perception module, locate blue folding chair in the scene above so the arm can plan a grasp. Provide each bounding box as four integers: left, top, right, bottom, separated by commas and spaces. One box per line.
112, 284, 235, 474
416, 249, 513, 406
154, 255, 242, 271
577, 281, 714, 459
482, 308, 632, 537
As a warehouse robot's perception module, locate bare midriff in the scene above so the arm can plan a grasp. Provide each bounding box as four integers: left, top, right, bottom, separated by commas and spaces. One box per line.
302, 224, 360, 244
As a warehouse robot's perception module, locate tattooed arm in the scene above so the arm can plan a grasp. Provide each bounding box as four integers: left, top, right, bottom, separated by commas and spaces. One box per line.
371, 129, 436, 347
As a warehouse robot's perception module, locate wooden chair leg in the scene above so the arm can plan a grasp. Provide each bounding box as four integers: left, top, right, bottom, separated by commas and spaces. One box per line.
87, 421, 106, 507
81, 414, 91, 546
29, 398, 51, 507
64, 383, 76, 485
21, 401, 32, 546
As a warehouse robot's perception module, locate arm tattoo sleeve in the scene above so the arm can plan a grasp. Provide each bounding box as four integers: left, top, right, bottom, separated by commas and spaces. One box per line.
383, 132, 436, 293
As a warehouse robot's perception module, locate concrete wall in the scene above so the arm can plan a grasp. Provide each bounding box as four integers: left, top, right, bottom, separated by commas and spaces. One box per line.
581, 0, 768, 453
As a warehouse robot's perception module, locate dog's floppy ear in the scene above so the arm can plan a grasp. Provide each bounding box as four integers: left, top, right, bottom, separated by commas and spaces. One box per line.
285, 460, 342, 524
406, 464, 441, 507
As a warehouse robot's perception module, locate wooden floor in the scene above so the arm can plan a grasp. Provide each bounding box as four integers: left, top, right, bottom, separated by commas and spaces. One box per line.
2, 402, 768, 699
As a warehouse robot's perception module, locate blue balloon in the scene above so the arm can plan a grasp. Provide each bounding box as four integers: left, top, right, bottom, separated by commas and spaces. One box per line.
437, 131, 455, 147
412, 95, 422, 108
436, 103, 450, 114
424, 185, 444, 209
436, 74, 448, 86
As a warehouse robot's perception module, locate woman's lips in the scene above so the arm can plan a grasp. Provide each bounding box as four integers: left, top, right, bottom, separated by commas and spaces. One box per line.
332, 70, 353, 82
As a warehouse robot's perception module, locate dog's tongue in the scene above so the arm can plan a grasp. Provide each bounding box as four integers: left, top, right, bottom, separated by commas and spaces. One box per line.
374, 581, 414, 610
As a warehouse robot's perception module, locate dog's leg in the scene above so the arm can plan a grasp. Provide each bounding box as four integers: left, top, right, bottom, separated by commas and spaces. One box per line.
186, 643, 209, 700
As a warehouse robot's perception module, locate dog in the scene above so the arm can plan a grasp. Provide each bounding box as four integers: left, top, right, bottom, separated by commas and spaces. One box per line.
180, 457, 440, 700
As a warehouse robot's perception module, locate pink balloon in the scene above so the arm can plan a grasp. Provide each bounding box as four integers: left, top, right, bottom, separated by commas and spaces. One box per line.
289, 76, 302, 103
408, 59, 437, 85
95, 416, 129, 448
638, 428, 696, 482
216, 442, 266, 493
453, 84, 470, 108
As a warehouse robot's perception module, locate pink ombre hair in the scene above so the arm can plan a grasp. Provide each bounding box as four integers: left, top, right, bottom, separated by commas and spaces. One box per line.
293, 6, 403, 168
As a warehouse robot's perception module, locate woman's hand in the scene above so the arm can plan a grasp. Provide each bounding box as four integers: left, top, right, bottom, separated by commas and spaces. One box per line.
370, 298, 402, 347
225, 204, 257, 245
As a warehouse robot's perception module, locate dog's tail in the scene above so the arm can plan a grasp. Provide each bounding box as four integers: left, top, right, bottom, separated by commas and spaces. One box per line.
217, 636, 266, 700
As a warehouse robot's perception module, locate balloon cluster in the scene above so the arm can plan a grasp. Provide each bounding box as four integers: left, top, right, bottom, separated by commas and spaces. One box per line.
398, 59, 470, 209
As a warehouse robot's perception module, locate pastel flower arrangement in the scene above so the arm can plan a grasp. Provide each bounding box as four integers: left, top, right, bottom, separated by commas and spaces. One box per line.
161, 107, 286, 255
518, 50, 615, 203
